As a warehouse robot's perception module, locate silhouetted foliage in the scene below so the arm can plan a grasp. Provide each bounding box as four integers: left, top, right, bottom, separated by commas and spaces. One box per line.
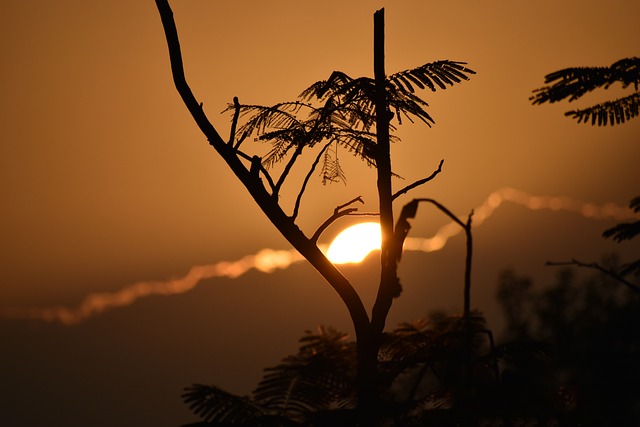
603, 196, 640, 277
548, 196, 640, 291
497, 264, 640, 426
230, 61, 474, 186
181, 312, 574, 426
531, 57, 640, 125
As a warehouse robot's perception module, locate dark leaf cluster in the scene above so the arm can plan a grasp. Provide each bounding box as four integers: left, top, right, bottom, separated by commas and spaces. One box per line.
498, 266, 640, 426
228, 61, 474, 183
182, 313, 562, 426
602, 196, 640, 277
530, 57, 640, 126
565, 92, 639, 126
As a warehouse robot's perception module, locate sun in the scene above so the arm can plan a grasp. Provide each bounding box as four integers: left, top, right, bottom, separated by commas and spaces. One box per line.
326, 222, 381, 264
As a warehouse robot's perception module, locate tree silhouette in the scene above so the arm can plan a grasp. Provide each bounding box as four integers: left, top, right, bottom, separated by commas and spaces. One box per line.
154, 2, 475, 422
530, 57, 640, 126
497, 265, 640, 426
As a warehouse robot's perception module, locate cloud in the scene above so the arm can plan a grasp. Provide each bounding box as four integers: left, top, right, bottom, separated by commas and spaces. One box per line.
404, 187, 635, 252
3, 188, 634, 325
2, 249, 304, 325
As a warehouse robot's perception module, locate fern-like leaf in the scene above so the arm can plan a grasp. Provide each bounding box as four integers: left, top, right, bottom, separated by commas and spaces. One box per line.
531, 57, 640, 105
233, 103, 308, 143
389, 61, 476, 94
603, 196, 640, 242
252, 327, 355, 421
181, 384, 263, 424
565, 92, 640, 126
320, 142, 346, 185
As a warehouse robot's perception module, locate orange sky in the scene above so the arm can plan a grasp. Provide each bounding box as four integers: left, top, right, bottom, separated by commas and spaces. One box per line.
1, 1, 639, 425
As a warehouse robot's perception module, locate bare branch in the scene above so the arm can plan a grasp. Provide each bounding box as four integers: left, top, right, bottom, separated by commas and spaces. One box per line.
311, 196, 377, 243
155, 0, 372, 347
394, 198, 474, 321
292, 140, 333, 221
546, 259, 640, 294
392, 159, 444, 201
235, 150, 276, 192
228, 96, 241, 145
273, 142, 304, 197
337, 196, 365, 211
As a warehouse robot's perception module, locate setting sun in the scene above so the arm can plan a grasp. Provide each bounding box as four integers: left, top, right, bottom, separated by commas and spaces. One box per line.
326, 222, 382, 264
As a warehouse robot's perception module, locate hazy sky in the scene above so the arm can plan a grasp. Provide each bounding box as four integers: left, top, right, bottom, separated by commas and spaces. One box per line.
1, 1, 639, 426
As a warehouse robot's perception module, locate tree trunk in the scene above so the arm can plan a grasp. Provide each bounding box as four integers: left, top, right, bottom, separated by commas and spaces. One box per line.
356, 9, 398, 425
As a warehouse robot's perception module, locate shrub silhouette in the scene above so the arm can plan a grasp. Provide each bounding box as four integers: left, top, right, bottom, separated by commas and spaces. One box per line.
498, 264, 640, 427
180, 312, 568, 426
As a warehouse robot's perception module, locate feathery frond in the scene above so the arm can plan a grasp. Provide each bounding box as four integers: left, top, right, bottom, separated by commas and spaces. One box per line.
565, 92, 640, 126
231, 102, 308, 139
603, 196, 640, 277
252, 327, 355, 421
320, 142, 346, 185
531, 57, 640, 105
531, 57, 640, 126
227, 61, 474, 185
181, 384, 263, 424
389, 61, 476, 94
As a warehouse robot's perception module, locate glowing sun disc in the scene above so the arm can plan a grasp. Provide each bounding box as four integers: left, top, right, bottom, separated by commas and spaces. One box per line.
327, 222, 381, 264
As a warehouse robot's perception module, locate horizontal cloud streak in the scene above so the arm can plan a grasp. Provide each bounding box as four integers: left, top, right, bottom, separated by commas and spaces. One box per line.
3, 249, 305, 325
404, 187, 635, 252
3, 188, 635, 324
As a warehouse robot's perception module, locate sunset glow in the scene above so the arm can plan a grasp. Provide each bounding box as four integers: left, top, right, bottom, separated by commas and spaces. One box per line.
326, 222, 382, 264
2, 189, 636, 324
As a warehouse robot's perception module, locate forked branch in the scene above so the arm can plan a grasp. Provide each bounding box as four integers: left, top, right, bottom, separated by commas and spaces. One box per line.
392, 159, 444, 200
311, 196, 379, 243
234, 150, 276, 192
546, 259, 640, 294
395, 198, 474, 320
292, 140, 333, 220
154, 0, 371, 343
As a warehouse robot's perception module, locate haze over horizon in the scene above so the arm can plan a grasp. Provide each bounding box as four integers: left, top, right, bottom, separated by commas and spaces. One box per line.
1, 1, 638, 426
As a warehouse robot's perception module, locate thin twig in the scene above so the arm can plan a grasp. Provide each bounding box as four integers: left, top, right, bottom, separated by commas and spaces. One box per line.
292, 140, 333, 221
311, 197, 377, 243
273, 142, 304, 197
228, 96, 241, 145
392, 159, 444, 201
235, 150, 276, 192
546, 259, 640, 294
311, 212, 380, 244
337, 196, 365, 212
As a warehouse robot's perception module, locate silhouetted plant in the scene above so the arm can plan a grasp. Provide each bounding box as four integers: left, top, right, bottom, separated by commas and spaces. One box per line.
183, 312, 557, 426
531, 57, 640, 126
497, 265, 640, 426
153, 2, 476, 422
532, 59, 640, 288
602, 196, 640, 278
182, 327, 355, 427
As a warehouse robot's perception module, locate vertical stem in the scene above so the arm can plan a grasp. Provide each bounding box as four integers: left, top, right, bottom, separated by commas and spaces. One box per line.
463, 214, 473, 324
373, 9, 393, 256
371, 8, 396, 337
354, 9, 397, 425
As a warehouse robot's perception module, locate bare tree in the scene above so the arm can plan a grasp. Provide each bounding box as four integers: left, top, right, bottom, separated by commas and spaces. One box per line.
154, 1, 474, 421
